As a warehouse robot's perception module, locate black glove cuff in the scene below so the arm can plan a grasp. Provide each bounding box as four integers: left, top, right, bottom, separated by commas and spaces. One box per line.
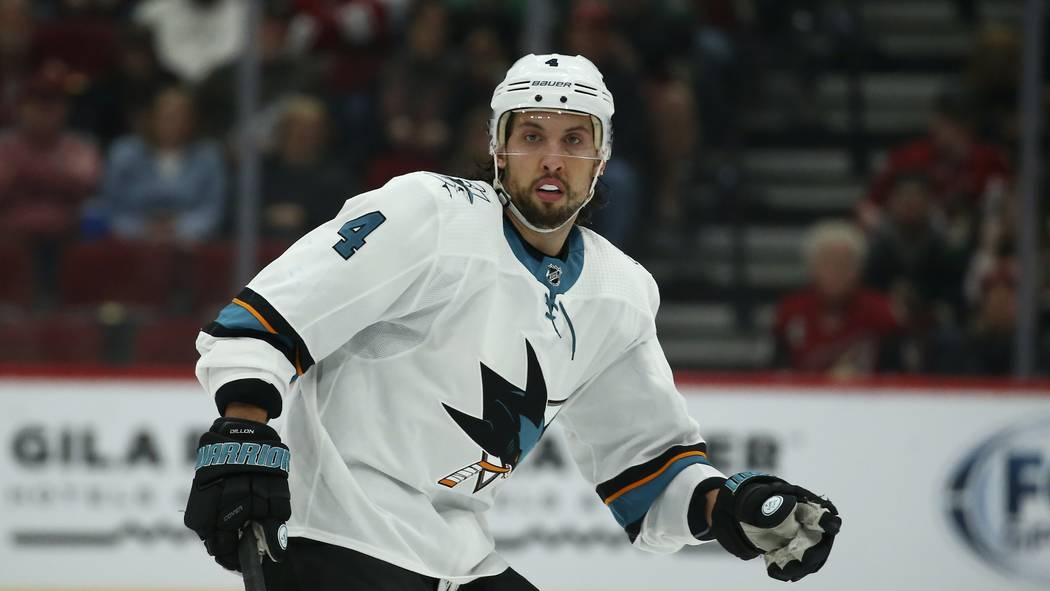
215, 378, 283, 419
687, 476, 726, 539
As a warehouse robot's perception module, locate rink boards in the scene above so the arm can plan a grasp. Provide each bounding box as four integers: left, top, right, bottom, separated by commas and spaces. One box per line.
0, 375, 1048, 591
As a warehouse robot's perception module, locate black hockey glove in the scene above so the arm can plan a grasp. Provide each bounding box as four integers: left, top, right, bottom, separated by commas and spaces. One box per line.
705, 471, 841, 582
184, 418, 291, 571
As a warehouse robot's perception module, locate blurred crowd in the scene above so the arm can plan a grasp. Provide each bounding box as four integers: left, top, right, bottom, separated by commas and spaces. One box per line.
0, 0, 1045, 376
773, 18, 1044, 379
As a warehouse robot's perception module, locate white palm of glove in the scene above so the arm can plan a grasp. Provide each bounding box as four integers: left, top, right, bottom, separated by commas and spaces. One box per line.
741, 499, 834, 569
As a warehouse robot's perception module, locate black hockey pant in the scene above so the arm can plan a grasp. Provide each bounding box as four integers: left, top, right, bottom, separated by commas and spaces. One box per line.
262, 538, 540, 591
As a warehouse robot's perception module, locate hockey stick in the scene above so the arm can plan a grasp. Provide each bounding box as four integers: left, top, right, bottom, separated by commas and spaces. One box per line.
238, 522, 267, 591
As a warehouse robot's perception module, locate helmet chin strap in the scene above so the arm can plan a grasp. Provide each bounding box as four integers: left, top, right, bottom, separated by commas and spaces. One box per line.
492, 154, 603, 235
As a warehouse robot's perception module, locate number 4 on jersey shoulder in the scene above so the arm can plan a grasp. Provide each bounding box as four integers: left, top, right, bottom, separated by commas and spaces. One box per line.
333, 211, 386, 260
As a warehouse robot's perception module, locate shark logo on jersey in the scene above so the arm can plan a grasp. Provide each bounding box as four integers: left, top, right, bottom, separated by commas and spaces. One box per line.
426, 173, 491, 204
439, 339, 548, 492
546, 263, 562, 286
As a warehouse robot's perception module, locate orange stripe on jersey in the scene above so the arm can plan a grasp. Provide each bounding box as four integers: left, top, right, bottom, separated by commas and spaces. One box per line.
232, 298, 278, 335
603, 450, 708, 505
478, 461, 511, 473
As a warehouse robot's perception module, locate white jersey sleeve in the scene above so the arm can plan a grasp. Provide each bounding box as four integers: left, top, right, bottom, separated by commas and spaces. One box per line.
195, 172, 440, 415
556, 272, 726, 554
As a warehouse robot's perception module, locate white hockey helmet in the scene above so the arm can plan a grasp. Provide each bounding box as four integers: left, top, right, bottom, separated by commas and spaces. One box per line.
489, 53, 615, 160
489, 54, 615, 233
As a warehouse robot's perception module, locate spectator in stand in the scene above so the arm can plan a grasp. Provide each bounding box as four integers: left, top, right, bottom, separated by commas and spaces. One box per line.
259, 95, 355, 240
288, 0, 389, 92
964, 22, 1020, 150
864, 171, 966, 333
564, 0, 645, 252
444, 104, 491, 180
773, 220, 902, 377
451, 24, 508, 117
101, 86, 226, 244
0, 0, 34, 128
288, 0, 392, 169
368, 0, 459, 187
133, 0, 246, 83
638, 75, 693, 251
1, 0, 121, 133
689, 0, 745, 151
858, 89, 1010, 239
864, 172, 971, 372
957, 263, 1019, 376
964, 178, 1015, 299
609, 0, 695, 69
933, 184, 1047, 376
564, 0, 646, 169
76, 25, 178, 148
440, 25, 508, 180
196, 0, 323, 147
0, 62, 101, 241
442, 0, 521, 45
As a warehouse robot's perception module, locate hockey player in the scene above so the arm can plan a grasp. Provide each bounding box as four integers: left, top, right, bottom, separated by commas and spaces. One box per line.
184, 54, 841, 590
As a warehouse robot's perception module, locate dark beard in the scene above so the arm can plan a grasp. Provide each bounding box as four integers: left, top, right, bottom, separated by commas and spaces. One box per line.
503, 171, 587, 230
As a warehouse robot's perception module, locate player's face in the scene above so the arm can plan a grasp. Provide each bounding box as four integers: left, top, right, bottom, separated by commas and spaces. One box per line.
498, 111, 603, 230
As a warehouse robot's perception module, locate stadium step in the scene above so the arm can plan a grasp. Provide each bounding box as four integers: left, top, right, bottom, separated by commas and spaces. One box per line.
661, 333, 774, 370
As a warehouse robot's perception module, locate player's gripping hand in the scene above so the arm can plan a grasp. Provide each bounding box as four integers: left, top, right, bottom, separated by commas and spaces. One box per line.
184, 418, 291, 571
709, 471, 841, 582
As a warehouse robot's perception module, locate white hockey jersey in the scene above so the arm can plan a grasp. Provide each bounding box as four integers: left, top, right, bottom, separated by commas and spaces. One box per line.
195, 172, 726, 582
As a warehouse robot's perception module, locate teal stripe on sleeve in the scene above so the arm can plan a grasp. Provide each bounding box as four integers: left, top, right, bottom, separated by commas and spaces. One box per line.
213, 302, 295, 351
215, 303, 268, 332
606, 455, 711, 529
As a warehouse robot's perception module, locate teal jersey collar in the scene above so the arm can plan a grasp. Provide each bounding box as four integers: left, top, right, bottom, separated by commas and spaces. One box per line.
502, 216, 585, 295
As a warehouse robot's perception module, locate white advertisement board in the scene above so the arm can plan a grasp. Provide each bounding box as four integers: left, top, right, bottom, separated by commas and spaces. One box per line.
1, 378, 1048, 591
